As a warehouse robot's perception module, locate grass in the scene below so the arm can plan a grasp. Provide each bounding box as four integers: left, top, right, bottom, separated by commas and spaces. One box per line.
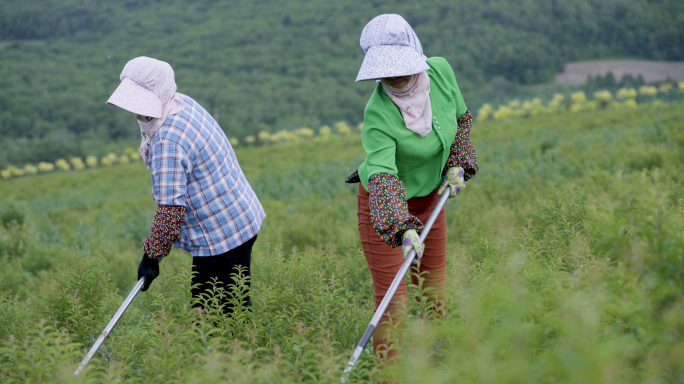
0, 105, 683, 382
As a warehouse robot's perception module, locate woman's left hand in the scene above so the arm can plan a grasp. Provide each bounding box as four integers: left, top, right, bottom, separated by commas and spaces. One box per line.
438, 167, 466, 198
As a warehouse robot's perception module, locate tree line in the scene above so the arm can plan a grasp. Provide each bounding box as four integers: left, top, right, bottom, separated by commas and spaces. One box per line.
0, 0, 682, 167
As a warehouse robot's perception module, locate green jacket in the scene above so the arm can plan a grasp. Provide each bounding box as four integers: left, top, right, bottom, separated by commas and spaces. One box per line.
358, 57, 468, 199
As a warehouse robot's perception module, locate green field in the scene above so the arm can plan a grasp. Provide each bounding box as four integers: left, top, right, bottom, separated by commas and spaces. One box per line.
1, 105, 683, 383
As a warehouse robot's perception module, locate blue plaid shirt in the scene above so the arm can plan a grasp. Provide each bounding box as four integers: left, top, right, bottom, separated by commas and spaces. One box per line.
148, 94, 265, 257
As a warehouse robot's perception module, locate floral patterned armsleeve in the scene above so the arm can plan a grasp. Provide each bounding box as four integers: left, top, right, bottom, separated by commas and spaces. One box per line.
443, 110, 478, 181
368, 173, 424, 248
142, 205, 185, 260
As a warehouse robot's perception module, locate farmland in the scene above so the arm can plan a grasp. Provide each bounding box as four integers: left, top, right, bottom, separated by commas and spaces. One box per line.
1, 104, 684, 383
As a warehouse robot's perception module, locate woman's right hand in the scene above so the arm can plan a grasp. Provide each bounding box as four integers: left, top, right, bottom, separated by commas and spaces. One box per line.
401, 229, 424, 260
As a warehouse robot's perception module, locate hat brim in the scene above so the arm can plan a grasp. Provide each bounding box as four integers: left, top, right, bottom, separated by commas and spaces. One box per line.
355, 45, 430, 82
106, 77, 163, 118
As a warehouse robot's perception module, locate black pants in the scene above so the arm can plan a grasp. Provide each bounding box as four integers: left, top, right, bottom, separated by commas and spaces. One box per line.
191, 235, 257, 314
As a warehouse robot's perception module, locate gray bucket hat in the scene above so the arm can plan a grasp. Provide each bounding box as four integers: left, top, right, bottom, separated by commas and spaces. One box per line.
355, 14, 429, 82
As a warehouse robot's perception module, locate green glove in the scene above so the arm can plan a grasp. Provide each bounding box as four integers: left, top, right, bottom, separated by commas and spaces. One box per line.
438, 167, 466, 198
401, 229, 424, 260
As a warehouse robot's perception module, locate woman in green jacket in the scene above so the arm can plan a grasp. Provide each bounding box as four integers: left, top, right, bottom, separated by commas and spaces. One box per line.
347, 14, 478, 361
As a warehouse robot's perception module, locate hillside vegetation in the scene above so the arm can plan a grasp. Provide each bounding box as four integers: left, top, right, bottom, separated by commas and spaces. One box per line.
1, 0, 683, 167
0, 105, 683, 382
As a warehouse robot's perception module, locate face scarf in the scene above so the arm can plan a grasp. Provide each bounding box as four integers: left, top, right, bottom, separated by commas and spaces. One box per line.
136, 60, 186, 170
138, 94, 184, 170
382, 71, 432, 137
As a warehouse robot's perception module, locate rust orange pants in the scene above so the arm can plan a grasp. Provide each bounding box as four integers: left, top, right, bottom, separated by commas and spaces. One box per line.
357, 184, 447, 360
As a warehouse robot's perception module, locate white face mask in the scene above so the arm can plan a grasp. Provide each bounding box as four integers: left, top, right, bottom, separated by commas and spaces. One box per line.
137, 117, 155, 169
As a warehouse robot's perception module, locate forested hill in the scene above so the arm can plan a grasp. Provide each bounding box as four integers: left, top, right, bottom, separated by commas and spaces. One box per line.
0, 0, 682, 167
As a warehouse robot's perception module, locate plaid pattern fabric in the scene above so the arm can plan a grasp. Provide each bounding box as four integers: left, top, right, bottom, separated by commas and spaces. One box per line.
148, 94, 265, 257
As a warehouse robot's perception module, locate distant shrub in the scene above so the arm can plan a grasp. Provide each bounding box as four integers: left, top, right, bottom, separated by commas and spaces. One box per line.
493, 105, 513, 120
6, 165, 25, 177
70, 157, 86, 170
357, 122, 364, 131
23, 164, 38, 174
478, 103, 493, 121
118, 154, 130, 164
616, 87, 638, 100
244, 135, 256, 144
295, 127, 315, 138
593, 90, 613, 109
547, 94, 565, 111
229, 137, 239, 146
55, 159, 70, 171
258, 131, 271, 141
639, 86, 657, 96
319, 125, 332, 137
658, 83, 672, 94
101, 153, 118, 167
85, 156, 98, 167
334, 121, 352, 135
37, 162, 55, 172
570, 91, 587, 103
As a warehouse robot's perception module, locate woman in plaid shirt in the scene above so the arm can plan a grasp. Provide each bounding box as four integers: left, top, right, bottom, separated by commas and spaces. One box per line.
107, 56, 266, 313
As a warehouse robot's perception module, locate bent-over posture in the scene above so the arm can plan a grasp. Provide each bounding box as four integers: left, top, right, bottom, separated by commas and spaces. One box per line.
107, 57, 266, 312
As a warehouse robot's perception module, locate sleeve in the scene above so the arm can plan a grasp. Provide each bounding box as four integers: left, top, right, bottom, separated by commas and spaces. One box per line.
361, 107, 399, 178
368, 173, 424, 248
443, 110, 478, 181
149, 138, 190, 206
143, 205, 186, 260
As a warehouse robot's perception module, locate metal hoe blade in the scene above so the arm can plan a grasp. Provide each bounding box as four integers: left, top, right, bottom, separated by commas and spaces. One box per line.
74, 277, 145, 375
341, 186, 451, 383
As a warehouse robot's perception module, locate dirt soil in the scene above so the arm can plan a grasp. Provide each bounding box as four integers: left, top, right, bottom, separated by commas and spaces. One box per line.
555, 60, 684, 86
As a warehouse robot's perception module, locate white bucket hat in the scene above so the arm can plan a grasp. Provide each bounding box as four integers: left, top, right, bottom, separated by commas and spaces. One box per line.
106, 56, 178, 118
355, 14, 429, 82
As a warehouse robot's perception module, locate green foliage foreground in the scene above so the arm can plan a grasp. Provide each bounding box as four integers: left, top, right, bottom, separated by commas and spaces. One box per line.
0, 105, 683, 383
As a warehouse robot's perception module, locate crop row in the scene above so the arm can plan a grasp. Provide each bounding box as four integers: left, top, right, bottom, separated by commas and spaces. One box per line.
479, 82, 684, 121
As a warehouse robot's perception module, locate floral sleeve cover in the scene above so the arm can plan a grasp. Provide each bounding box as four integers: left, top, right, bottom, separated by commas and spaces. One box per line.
142, 205, 186, 260
368, 173, 424, 248
443, 110, 478, 180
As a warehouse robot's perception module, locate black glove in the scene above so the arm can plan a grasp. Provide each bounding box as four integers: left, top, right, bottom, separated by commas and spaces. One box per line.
137, 253, 160, 292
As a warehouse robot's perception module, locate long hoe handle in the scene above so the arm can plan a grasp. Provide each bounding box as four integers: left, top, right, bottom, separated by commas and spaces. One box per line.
341, 186, 451, 383
74, 277, 145, 375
